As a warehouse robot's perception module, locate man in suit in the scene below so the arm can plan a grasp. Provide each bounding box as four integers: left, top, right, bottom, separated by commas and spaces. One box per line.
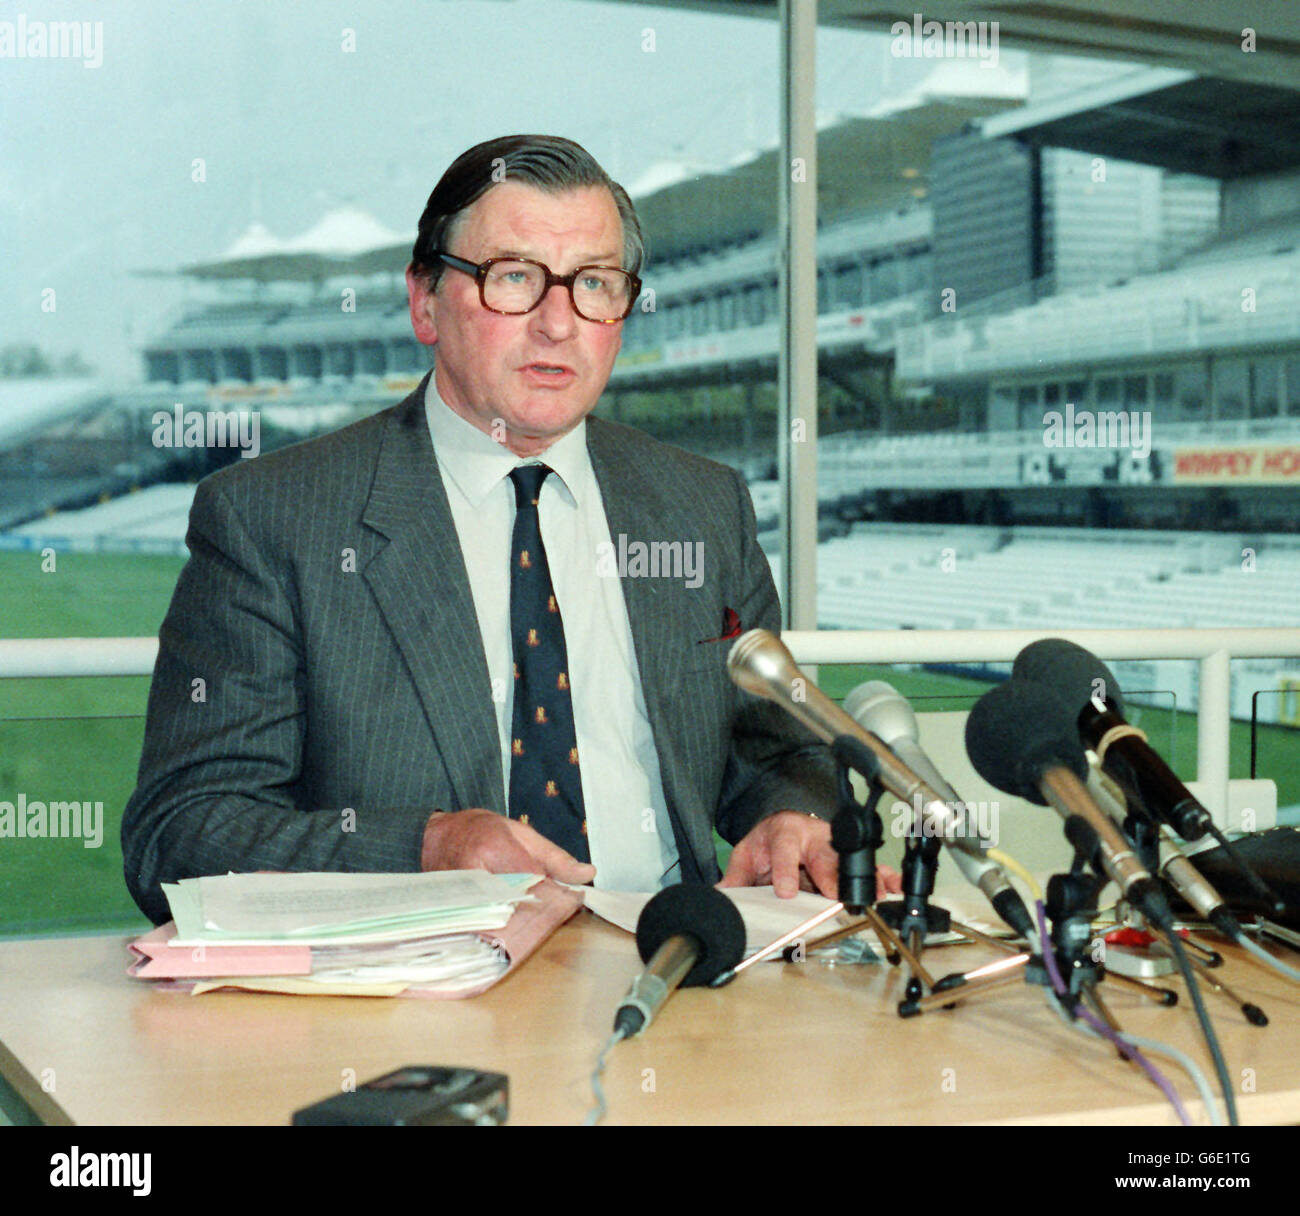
123, 135, 895, 925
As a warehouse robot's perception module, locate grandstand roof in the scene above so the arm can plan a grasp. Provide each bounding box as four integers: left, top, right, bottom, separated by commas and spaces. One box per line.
632, 60, 1026, 261
0, 378, 111, 447
160, 62, 1023, 284
981, 67, 1300, 178
179, 205, 407, 282
610, 1, 1300, 91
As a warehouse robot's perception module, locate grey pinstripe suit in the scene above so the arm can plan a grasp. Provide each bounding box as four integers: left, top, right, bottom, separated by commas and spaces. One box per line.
122, 376, 838, 924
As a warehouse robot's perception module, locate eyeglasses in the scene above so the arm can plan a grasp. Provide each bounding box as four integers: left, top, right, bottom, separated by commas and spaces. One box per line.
434, 252, 641, 323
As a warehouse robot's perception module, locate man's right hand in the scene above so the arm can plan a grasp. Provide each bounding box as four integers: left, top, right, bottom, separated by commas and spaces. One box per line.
420, 807, 596, 885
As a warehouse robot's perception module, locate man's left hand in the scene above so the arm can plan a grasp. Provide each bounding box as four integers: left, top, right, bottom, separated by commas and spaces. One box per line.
718, 810, 903, 901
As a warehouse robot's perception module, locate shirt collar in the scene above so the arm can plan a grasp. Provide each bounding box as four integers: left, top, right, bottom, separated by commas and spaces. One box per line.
423, 376, 590, 509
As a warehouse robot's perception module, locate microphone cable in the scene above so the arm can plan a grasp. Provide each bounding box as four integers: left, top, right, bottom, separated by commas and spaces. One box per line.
1035, 902, 1196, 1127
1059, 1004, 1224, 1127
1234, 927, 1300, 984
582, 1027, 629, 1126
1159, 924, 1239, 1126
1100, 1029, 1223, 1128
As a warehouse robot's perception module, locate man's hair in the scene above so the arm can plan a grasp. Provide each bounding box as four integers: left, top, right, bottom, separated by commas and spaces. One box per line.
410, 134, 646, 289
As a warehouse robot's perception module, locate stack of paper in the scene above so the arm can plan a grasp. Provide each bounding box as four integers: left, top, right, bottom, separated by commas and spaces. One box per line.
129, 870, 583, 999
583, 886, 1013, 962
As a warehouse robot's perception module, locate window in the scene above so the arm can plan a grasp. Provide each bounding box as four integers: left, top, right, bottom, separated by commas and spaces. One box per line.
898, 250, 928, 295
691, 296, 709, 336
989, 383, 1016, 430
1214, 358, 1249, 420
1251, 357, 1281, 418
1017, 384, 1040, 429
834, 262, 862, 309
870, 257, 899, 302
1174, 365, 1207, 418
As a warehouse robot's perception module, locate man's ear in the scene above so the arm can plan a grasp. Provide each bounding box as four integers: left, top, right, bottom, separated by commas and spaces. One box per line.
406, 263, 439, 346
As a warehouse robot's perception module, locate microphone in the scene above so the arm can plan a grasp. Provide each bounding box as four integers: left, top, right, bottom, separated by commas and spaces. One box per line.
1087, 763, 1242, 940
613, 885, 746, 1038
844, 680, 1036, 940
1014, 638, 1285, 915
964, 678, 1173, 928
1011, 638, 1213, 841
726, 629, 986, 858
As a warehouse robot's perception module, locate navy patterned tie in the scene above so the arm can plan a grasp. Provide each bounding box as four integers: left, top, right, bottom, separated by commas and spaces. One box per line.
506, 464, 589, 862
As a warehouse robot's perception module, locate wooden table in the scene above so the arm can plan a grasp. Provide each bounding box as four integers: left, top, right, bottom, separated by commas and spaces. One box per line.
2, 911, 1298, 1125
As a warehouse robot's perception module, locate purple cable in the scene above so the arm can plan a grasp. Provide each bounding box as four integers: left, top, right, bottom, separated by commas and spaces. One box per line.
1035, 901, 1192, 1127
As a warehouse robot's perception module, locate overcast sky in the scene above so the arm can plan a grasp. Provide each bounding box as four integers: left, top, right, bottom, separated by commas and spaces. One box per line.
1, 0, 971, 378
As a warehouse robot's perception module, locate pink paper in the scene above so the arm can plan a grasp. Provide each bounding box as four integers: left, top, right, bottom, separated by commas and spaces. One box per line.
127, 922, 313, 978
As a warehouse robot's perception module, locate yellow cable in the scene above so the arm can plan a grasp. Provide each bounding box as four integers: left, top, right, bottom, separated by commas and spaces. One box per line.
987, 846, 1044, 904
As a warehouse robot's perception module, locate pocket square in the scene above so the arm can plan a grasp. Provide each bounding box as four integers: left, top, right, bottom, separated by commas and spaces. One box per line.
697, 606, 744, 644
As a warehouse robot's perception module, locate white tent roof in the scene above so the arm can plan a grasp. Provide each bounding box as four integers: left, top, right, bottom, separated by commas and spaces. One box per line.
280, 205, 405, 256
220, 221, 286, 260
179, 206, 409, 282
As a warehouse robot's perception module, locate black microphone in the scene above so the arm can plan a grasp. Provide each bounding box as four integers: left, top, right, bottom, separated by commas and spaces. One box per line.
964, 678, 1173, 928
1012, 638, 1213, 841
1014, 638, 1285, 916
844, 680, 1036, 940
613, 885, 746, 1038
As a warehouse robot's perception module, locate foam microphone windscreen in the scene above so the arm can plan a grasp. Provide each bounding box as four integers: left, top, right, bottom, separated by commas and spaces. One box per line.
635, 884, 747, 987
1012, 638, 1125, 717
964, 679, 1090, 805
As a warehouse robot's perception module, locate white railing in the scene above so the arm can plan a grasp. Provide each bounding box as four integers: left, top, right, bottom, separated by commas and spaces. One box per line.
3, 627, 1299, 818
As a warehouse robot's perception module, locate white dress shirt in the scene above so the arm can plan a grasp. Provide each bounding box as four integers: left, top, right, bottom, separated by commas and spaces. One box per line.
424, 379, 681, 890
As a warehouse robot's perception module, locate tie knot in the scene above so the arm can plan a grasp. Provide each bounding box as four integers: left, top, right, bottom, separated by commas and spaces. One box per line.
509, 463, 551, 508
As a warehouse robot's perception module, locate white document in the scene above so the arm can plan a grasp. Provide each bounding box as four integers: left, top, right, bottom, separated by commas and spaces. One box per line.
582, 886, 1009, 961
583, 885, 847, 959
164, 871, 540, 944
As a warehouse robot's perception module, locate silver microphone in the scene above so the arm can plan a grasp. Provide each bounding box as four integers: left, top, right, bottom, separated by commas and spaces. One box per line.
845, 680, 1035, 940
1088, 763, 1240, 937
726, 630, 985, 857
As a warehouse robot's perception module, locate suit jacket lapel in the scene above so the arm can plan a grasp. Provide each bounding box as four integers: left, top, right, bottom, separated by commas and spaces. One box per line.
587, 420, 682, 708
361, 378, 506, 814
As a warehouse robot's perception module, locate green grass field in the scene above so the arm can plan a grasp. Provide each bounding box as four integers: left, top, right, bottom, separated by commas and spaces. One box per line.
0, 551, 1296, 937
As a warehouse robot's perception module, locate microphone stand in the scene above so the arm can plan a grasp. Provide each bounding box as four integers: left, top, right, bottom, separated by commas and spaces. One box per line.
874, 830, 950, 1003
1101, 813, 1268, 1023
821, 755, 1037, 1011
899, 824, 1108, 1018
827, 759, 945, 1006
